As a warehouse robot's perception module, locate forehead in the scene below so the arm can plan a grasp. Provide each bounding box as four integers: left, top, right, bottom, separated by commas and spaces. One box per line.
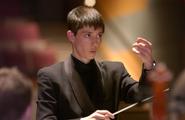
77, 26, 103, 33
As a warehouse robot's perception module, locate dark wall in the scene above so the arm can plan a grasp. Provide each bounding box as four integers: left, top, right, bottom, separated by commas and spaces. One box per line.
150, 0, 185, 76
0, 0, 83, 22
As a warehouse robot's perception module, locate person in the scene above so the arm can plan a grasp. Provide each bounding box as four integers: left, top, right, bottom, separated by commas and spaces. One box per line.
146, 62, 173, 120
169, 69, 185, 120
0, 67, 33, 120
36, 5, 155, 120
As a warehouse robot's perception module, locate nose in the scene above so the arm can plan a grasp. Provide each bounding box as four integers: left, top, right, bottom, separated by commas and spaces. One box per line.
92, 37, 101, 47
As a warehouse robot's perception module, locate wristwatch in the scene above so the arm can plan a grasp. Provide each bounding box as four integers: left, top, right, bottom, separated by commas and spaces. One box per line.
145, 60, 156, 71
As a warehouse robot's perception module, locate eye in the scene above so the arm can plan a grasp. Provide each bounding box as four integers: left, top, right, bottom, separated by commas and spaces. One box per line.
84, 33, 91, 38
97, 33, 103, 39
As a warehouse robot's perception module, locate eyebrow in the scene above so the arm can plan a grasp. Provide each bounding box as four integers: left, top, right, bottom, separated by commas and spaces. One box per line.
81, 31, 91, 33
81, 31, 103, 34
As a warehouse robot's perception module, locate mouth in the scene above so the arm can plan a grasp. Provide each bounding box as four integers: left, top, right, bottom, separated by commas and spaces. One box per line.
90, 51, 96, 54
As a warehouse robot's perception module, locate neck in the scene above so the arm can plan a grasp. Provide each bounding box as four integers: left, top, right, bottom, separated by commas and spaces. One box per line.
72, 53, 91, 64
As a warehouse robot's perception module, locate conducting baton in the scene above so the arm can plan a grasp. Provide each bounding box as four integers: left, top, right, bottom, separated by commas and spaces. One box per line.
113, 88, 169, 116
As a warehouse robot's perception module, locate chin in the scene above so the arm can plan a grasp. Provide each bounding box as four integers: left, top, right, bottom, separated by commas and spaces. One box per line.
89, 55, 95, 59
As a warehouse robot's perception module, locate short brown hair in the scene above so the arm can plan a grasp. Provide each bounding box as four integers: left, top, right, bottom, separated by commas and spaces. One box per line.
0, 67, 32, 120
67, 6, 105, 35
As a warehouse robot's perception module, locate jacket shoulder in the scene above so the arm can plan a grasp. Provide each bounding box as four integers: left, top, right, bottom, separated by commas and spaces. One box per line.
38, 62, 64, 76
99, 61, 126, 70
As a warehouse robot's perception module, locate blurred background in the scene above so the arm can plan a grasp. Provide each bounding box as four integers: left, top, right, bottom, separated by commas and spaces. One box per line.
0, 0, 184, 120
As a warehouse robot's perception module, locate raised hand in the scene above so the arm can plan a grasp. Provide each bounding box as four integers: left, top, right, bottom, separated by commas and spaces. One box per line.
132, 37, 154, 70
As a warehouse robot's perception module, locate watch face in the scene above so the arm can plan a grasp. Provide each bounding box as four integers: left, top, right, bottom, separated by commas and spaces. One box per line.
153, 61, 156, 68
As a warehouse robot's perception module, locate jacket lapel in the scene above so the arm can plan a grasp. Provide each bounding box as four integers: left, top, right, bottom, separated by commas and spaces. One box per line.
92, 61, 106, 108
63, 56, 95, 115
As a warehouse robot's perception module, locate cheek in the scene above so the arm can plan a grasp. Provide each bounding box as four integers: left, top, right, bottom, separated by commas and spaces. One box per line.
74, 38, 91, 52
77, 40, 90, 49
75, 42, 87, 52
79, 44, 88, 52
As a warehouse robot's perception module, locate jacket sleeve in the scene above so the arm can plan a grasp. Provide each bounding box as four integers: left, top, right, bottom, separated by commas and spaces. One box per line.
119, 63, 151, 103
36, 70, 59, 120
36, 69, 82, 120
138, 67, 152, 99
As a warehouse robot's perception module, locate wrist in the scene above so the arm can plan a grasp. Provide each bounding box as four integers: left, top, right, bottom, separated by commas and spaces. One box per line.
144, 60, 156, 71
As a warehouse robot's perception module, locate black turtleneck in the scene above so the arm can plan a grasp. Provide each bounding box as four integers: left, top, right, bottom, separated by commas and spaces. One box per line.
71, 55, 105, 109
71, 55, 98, 98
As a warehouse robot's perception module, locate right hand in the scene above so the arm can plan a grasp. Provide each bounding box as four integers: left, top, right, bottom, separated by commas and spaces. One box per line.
81, 110, 115, 120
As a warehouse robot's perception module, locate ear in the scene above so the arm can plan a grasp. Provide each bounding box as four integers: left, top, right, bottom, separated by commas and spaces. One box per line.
66, 30, 75, 42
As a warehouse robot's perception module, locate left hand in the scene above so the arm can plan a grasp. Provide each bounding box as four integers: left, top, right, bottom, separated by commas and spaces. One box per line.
132, 37, 154, 70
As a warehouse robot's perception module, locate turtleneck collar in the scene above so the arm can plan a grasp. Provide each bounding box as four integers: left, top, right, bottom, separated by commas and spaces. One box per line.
71, 55, 96, 72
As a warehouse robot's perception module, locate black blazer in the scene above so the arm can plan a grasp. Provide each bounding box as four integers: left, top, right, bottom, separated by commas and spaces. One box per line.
36, 56, 149, 120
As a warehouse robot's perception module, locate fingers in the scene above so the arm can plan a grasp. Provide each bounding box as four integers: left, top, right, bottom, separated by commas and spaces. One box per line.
132, 37, 152, 55
132, 37, 154, 68
87, 110, 115, 120
91, 112, 105, 119
132, 44, 151, 58
136, 37, 152, 46
96, 110, 114, 119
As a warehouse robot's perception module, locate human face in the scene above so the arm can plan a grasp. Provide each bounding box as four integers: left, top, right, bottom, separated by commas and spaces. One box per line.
72, 26, 103, 63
